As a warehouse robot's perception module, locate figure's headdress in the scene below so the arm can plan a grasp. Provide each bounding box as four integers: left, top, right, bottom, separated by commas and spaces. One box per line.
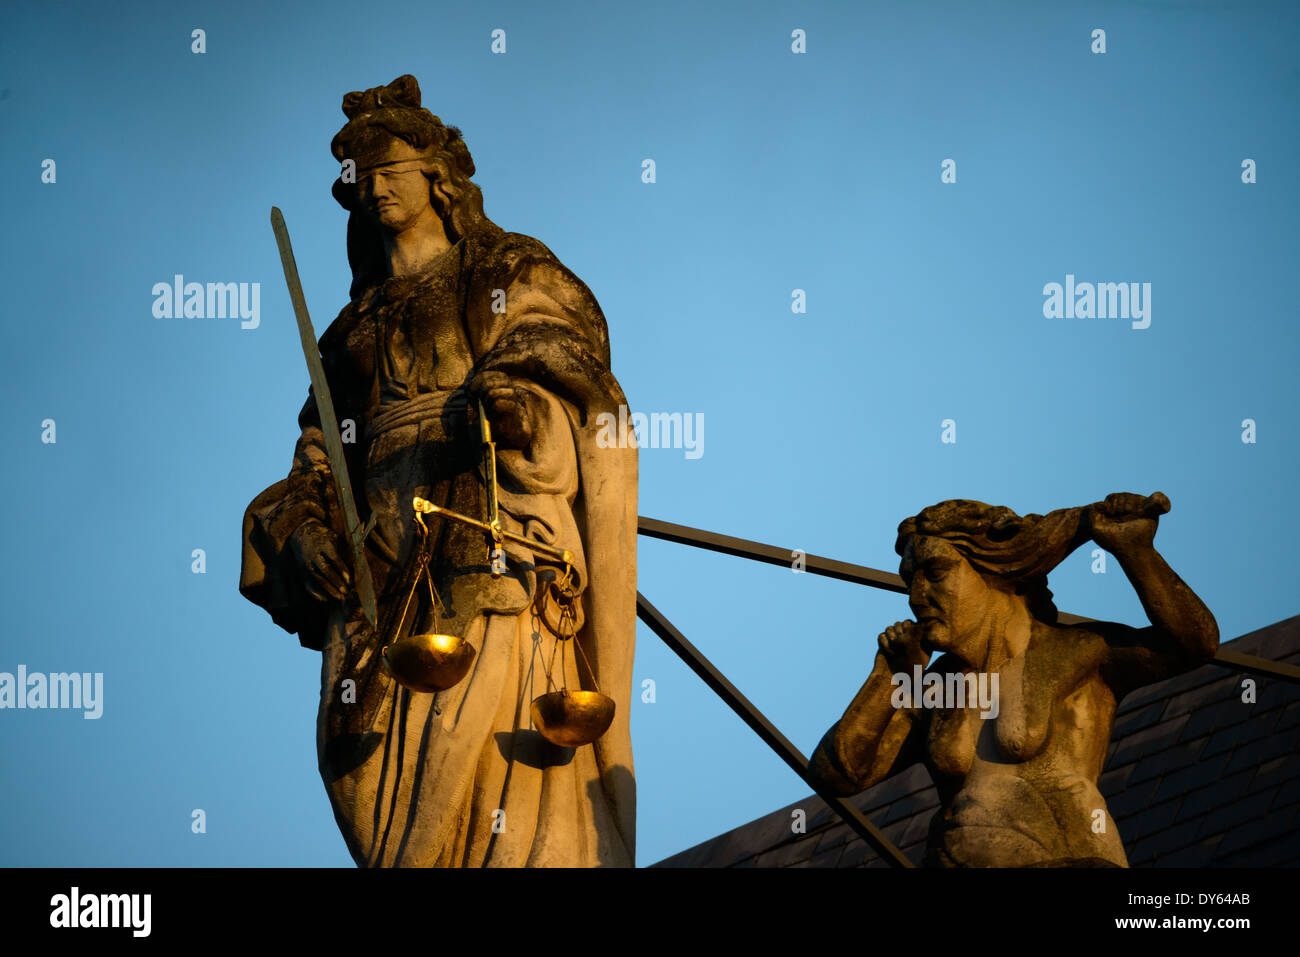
329, 74, 476, 210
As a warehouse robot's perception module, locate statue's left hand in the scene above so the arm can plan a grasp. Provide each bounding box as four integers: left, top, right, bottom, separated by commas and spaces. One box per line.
1089, 491, 1169, 554
470, 370, 536, 450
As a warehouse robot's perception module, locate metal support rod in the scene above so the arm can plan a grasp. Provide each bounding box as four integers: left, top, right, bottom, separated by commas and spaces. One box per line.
636, 591, 914, 868
1211, 646, 1300, 682
638, 516, 910, 596
638, 516, 1300, 684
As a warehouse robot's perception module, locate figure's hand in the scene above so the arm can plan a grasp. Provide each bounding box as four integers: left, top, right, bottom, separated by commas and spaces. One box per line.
878, 620, 928, 671
290, 520, 352, 601
1089, 491, 1169, 555
469, 370, 536, 450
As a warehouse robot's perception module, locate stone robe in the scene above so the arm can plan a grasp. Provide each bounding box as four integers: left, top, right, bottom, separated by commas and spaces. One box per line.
240, 221, 636, 866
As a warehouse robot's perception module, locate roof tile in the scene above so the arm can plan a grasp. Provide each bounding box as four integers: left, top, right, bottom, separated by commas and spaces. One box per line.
1110, 714, 1190, 770
1212, 795, 1284, 858
1113, 700, 1167, 737
1223, 730, 1298, 775
1129, 735, 1206, 785
1195, 786, 1276, 841
808, 845, 846, 868
1152, 752, 1231, 804
1173, 768, 1257, 823
1177, 693, 1256, 742
1153, 835, 1223, 867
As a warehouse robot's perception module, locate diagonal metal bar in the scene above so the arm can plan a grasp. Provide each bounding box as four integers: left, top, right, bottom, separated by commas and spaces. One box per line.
1211, 646, 1300, 682
636, 590, 914, 868
638, 516, 1300, 683
638, 516, 910, 596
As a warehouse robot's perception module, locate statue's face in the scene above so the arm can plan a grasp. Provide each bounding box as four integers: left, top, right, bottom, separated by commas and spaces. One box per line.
355, 136, 435, 233
901, 536, 990, 663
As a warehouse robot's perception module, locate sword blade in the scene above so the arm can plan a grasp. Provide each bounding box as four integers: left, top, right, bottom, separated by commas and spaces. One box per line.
270, 206, 379, 628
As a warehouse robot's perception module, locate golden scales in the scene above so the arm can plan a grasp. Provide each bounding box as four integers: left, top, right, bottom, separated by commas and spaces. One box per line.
378, 398, 616, 748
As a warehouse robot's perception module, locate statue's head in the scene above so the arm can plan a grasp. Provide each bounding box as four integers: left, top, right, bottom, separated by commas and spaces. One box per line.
895, 500, 1089, 661
330, 75, 494, 297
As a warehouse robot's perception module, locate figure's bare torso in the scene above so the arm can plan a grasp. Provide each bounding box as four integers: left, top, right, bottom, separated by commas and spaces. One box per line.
922, 625, 1128, 867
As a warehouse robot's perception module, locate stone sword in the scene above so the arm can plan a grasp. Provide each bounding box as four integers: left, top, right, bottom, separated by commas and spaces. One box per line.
270, 206, 380, 629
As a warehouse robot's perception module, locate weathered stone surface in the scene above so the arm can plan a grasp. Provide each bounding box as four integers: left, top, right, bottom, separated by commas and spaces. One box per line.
240, 75, 637, 867
807, 492, 1219, 867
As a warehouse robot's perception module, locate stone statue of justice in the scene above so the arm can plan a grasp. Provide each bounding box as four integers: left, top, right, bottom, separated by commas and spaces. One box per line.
241, 75, 638, 867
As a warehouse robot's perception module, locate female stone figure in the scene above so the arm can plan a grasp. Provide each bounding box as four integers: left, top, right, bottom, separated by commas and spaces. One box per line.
239, 75, 637, 867
809, 492, 1218, 867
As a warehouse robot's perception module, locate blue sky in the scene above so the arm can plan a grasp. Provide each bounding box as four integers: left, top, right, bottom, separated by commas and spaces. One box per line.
2, 0, 1297, 866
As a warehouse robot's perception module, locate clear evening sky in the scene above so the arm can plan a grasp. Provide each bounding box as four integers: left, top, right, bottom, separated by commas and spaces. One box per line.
2, 0, 1296, 866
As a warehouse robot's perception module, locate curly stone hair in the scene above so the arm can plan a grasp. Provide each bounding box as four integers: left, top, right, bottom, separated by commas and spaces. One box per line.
329, 74, 497, 298
895, 499, 1095, 625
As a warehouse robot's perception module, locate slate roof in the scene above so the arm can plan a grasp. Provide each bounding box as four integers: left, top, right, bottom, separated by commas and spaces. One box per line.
652, 615, 1300, 867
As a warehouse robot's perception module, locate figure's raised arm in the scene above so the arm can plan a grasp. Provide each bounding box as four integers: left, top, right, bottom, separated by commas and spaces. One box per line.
1089, 492, 1219, 689
809, 621, 928, 795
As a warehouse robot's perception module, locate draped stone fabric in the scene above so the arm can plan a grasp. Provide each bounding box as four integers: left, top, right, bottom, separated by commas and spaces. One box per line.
240, 221, 637, 866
